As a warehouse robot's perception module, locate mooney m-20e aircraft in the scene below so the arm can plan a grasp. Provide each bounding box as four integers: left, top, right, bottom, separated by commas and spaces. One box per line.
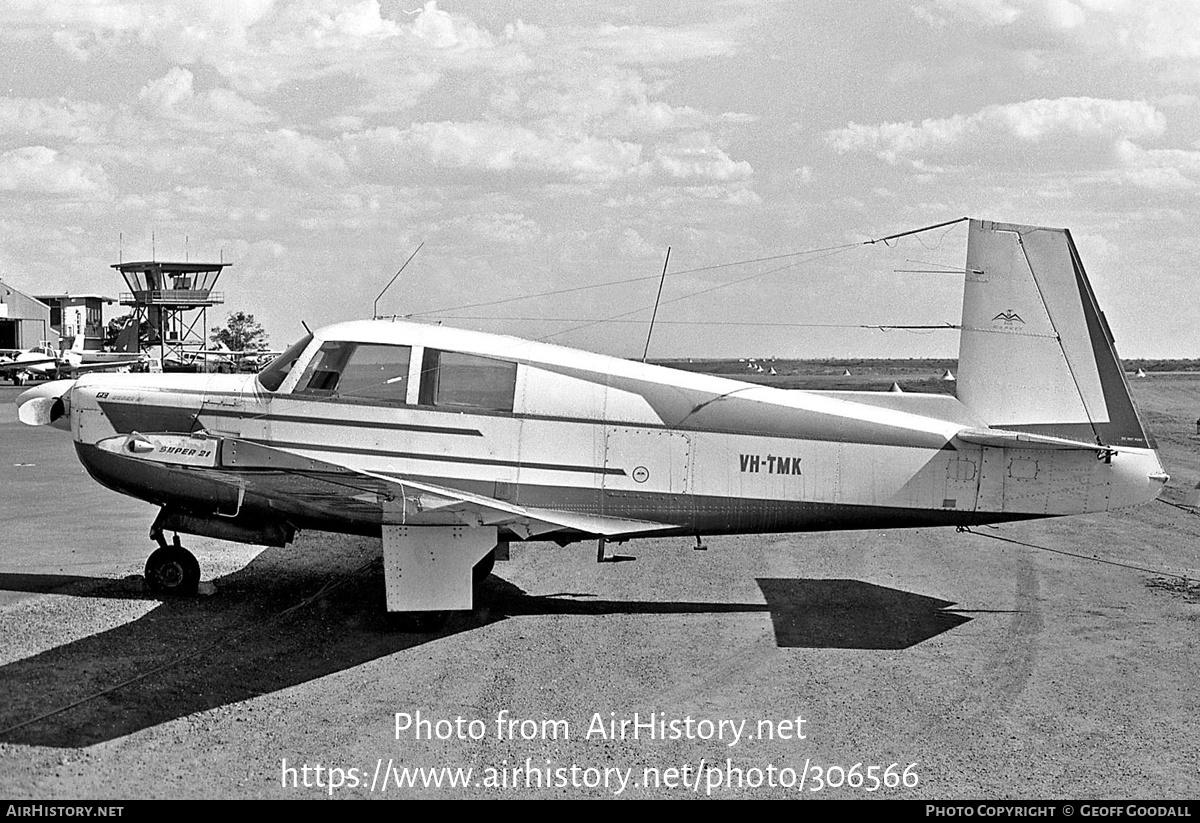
15, 220, 1168, 618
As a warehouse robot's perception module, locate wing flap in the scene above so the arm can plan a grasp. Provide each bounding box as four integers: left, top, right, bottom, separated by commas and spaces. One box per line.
343, 458, 674, 537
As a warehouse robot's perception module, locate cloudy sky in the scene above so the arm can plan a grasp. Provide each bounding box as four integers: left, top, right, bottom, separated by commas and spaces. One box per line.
2, 0, 1197, 359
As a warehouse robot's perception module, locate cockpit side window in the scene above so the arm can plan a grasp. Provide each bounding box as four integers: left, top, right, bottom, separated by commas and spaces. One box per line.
257, 333, 313, 392
293, 342, 412, 403
418, 349, 517, 413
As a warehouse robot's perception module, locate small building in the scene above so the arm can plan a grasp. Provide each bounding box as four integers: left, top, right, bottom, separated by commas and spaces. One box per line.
34, 293, 117, 351
0, 279, 60, 351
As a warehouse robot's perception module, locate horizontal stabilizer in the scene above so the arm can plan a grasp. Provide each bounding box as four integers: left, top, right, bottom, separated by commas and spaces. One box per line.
954, 427, 1115, 453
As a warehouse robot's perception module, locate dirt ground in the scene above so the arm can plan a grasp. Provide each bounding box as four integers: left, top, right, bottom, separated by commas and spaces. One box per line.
0, 376, 1196, 800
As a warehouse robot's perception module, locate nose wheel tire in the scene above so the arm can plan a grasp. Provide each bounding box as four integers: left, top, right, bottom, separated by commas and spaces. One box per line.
145, 545, 201, 596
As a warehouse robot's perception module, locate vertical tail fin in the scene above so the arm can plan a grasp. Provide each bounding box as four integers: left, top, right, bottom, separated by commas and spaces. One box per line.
62, 332, 88, 368
114, 320, 138, 353
956, 219, 1153, 448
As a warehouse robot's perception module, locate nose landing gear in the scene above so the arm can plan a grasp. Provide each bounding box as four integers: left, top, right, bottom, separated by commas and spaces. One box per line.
145, 526, 201, 596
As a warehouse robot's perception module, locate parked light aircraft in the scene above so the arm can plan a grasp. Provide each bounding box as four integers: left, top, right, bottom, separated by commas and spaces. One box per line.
1, 335, 142, 385
164, 343, 281, 373
14, 220, 1168, 621
0, 344, 61, 384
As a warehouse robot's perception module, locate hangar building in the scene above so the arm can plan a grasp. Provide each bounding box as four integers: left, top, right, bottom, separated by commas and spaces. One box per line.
0, 279, 60, 351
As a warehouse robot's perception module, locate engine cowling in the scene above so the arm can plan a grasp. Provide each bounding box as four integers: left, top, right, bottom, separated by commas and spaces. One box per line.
15, 379, 75, 430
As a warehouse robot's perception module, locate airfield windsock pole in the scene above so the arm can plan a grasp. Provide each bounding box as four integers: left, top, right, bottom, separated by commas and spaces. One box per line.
642, 246, 671, 364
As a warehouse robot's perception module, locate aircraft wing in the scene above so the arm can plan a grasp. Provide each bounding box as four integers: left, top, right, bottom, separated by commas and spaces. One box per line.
96, 433, 676, 540
0, 357, 58, 371
358, 467, 675, 538
67, 359, 144, 375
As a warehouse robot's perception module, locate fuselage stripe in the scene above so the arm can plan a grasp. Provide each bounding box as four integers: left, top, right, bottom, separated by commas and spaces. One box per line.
203, 406, 482, 436
243, 438, 625, 476
113, 386, 957, 448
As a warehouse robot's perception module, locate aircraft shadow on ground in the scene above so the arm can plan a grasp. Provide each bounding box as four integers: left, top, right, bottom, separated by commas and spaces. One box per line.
0, 558, 971, 748
756, 578, 971, 650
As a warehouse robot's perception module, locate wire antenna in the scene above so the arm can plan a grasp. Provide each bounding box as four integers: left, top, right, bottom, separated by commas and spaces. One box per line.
641, 247, 671, 363
373, 242, 425, 319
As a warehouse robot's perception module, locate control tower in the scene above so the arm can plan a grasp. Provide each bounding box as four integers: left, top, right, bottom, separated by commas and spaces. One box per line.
113, 261, 228, 370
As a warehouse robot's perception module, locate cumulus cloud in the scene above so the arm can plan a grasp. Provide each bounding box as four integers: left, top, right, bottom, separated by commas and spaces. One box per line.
139, 66, 195, 111
346, 121, 645, 181
0, 97, 103, 139
408, 0, 490, 50
208, 0, 533, 98
249, 128, 349, 183
0, 146, 108, 195
652, 134, 753, 182
437, 211, 543, 246
584, 22, 740, 64
1111, 140, 1200, 190
827, 97, 1167, 167
498, 69, 745, 139
137, 67, 274, 125
9, 0, 276, 62
342, 119, 754, 187
916, 0, 1200, 60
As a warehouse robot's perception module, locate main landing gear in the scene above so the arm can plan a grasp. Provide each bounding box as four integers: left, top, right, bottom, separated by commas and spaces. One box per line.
380, 525, 502, 632
385, 546, 500, 632
145, 526, 201, 596
473, 546, 496, 584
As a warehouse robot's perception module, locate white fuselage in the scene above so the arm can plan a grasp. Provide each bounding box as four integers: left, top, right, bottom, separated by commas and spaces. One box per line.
50, 319, 1166, 539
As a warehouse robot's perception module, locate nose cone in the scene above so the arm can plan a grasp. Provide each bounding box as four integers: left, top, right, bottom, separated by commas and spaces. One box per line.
16, 379, 76, 427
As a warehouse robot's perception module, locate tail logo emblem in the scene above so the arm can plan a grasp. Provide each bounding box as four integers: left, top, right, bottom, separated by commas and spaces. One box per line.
992, 309, 1025, 325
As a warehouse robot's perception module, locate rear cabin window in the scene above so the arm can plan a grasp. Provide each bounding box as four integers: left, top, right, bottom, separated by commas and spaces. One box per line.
293, 341, 412, 402
418, 350, 517, 413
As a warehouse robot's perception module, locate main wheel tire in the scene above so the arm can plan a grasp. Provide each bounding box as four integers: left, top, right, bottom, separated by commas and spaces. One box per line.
388, 610, 452, 633
144, 546, 201, 596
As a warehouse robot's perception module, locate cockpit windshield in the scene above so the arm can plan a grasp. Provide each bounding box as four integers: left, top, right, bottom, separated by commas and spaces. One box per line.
292, 341, 413, 402
257, 333, 313, 391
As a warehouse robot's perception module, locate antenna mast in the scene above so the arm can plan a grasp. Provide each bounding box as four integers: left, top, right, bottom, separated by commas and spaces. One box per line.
641, 247, 671, 364
373, 242, 425, 319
